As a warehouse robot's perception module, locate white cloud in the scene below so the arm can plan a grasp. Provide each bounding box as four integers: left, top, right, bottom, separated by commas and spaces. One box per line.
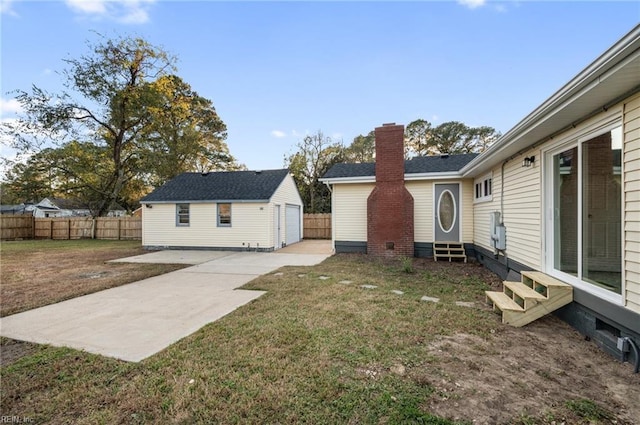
1, 0, 19, 16
65, 0, 107, 14
64, 0, 155, 24
271, 130, 287, 138
457, 0, 486, 9
0, 98, 23, 117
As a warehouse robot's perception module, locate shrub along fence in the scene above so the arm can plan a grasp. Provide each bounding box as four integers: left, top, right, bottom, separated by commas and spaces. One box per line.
303, 213, 331, 239
1, 215, 142, 241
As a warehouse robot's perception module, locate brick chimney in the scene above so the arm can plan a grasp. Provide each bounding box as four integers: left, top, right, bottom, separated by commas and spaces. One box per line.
367, 123, 414, 257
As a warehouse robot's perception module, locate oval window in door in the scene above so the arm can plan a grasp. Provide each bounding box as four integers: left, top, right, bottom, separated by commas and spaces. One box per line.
438, 190, 456, 233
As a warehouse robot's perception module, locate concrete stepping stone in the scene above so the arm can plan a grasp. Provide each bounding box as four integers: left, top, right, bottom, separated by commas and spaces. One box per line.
455, 301, 475, 308
360, 284, 377, 289
339, 280, 352, 285
421, 296, 440, 303
297, 274, 307, 278
273, 272, 284, 276
391, 290, 404, 295
318, 276, 331, 280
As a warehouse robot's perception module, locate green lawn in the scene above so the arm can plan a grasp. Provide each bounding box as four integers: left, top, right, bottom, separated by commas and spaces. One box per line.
1, 254, 636, 424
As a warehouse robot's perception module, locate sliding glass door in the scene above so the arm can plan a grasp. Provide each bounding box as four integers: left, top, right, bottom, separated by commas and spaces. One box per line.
548, 125, 622, 298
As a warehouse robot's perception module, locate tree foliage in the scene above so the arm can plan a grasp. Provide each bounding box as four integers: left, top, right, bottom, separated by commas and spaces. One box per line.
285, 131, 345, 213
1, 35, 239, 215
345, 130, 375, 163
404, 119, 500, 157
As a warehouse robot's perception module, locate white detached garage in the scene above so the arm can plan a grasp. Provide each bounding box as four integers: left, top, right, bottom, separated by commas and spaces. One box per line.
140, 169, 303, 251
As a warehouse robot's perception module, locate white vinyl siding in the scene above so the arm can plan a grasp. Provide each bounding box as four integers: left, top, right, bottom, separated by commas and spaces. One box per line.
501, 152, 543, 270
143, 202, 270, 248
406, 181, 433, 243
461, 179, 474, 243
333, 183, 374, 242
472, 149, 542, 270
624, 93, 640, 312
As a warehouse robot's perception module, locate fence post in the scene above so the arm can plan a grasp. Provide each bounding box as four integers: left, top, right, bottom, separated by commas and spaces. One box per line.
50, 220, 53, 240
118, 218, 121, 241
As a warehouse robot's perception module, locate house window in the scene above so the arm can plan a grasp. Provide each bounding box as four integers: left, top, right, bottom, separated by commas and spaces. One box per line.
176, 204, 190, 226
474, 174, 492, 202
217, 203, 231, 227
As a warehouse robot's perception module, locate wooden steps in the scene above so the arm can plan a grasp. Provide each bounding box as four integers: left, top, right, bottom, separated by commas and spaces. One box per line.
486, 271, 573, 327
433, 242, 467, 263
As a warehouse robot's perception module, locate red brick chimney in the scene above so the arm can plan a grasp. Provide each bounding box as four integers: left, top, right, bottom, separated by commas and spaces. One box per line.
367, 123, 414, 257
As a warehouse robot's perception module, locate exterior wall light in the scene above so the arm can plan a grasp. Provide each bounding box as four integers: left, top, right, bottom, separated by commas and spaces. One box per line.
523, 156, 535, 167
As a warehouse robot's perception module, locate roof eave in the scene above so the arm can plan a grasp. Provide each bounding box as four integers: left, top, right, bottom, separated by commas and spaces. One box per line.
141, 199, 270, 204
320, 170, 464, 185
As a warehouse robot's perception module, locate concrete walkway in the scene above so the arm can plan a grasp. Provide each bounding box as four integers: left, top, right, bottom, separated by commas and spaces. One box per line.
0, 246, 331, 362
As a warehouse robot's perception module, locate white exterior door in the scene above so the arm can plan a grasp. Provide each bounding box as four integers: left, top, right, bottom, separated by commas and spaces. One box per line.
285, 204, 301, 245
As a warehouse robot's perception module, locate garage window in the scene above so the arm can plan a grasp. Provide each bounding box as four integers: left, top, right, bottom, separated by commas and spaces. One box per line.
176, 204, 190, 226
217, 203, 231, 227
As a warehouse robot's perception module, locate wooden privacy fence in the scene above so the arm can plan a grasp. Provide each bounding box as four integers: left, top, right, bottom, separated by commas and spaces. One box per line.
0, 215, 35, 240
303, 213, 331, 239
1, 216, 142, 241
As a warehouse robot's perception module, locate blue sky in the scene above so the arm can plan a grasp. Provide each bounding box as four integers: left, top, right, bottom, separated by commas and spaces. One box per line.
1, 0, 639, 171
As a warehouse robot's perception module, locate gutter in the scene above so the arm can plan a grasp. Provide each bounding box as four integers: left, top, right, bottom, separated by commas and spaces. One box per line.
141, 199, 270, 204
320, 171, 464, 185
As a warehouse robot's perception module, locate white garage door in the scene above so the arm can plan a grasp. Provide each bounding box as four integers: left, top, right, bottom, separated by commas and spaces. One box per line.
285, 204, 301, 245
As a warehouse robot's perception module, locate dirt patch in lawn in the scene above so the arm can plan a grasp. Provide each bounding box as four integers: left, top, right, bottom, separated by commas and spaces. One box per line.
422, 316, 640, 424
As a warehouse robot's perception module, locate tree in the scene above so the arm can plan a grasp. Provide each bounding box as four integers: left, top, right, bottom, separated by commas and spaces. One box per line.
404, 119, 433, 157
138, 74, 238, 187
0, 149, 58, 204
285, 131, 345, 213
345, 131, 375, 163
402, 120, 501, 156
1, 35, 238, 215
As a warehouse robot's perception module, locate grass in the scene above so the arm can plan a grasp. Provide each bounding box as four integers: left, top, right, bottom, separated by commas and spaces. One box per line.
1, 249, 638, 424
0, 239, 186, 316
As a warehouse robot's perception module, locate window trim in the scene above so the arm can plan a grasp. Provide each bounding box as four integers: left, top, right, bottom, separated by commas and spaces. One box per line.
217, 203, 232, 227
176, 203, 190, 227
543, 117, 624, 305
474, 173, 493, 203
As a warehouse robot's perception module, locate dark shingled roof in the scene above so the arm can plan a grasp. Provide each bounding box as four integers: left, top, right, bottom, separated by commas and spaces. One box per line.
141, 169, 290, 202
322, 153, 479, 179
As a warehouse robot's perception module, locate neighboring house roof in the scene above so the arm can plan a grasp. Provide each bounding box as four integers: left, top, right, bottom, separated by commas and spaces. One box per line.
462, 24, 640, 177
322, 153, 479, 181
39, 197, 90, 210
0, 204, 30, 215
140, 169, 290, 203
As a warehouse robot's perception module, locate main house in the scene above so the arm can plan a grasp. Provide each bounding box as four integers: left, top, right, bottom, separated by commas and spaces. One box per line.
140, 169, 303, 251
321, 25, 640, 363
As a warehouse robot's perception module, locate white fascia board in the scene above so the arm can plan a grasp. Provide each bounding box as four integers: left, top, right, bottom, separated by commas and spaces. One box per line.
319, 176, 376, 184
142, 199, 269, 204
319, 171, 462, 185
404, 171, 462, 181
